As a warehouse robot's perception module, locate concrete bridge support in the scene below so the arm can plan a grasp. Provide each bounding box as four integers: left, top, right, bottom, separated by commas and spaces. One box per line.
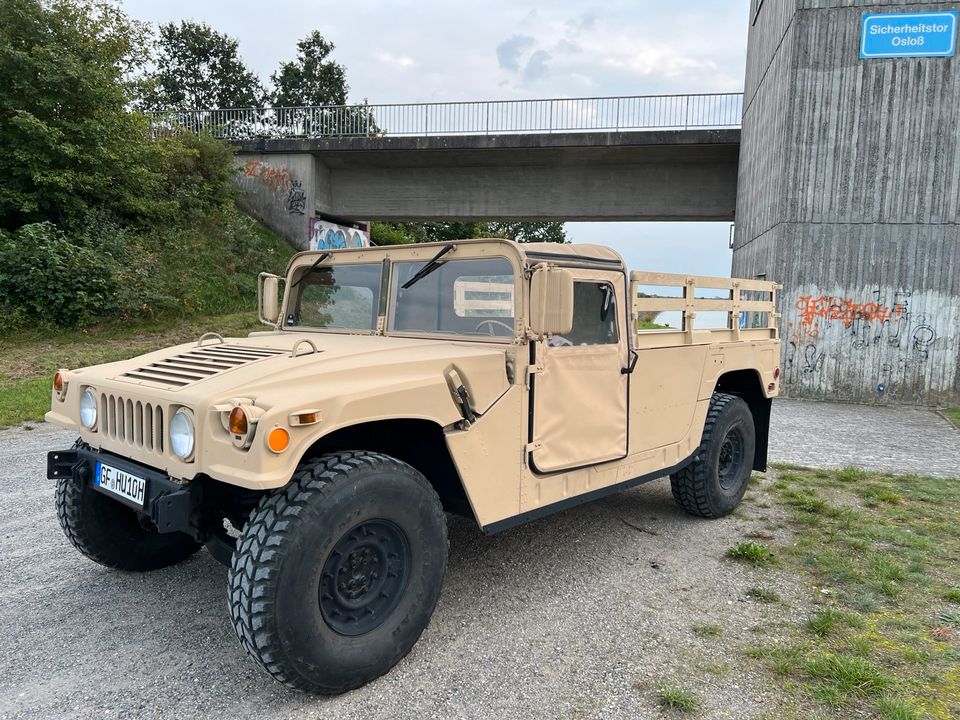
734, 0, 960, 406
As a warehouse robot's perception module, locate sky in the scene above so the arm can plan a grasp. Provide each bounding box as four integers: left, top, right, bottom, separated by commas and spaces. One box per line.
122, 0, 751, 277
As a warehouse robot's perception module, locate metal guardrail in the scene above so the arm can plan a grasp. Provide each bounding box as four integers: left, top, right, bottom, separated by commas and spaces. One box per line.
147, 93, 743, 140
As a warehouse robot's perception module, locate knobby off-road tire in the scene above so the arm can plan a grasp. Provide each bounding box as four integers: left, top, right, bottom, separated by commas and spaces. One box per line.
55, 442, 201, 571
228, 451, 448, 694
670, 393, 756, 519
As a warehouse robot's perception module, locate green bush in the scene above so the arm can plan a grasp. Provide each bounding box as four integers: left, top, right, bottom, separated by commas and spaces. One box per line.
0, 222, 119, 329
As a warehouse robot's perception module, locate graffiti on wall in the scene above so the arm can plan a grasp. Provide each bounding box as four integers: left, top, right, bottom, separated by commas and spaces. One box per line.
309, 217, 370, 250
285, 180, 306, 215
242, 160, 291, 192
796, 294, 907, 329
240, 160, 305, 215
782, 286, 959, 403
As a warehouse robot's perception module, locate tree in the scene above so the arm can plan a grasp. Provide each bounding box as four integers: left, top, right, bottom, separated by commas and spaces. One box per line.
370, 221, 567, 246
139, 21, 264, 110
271, 31, 347, 107
488, 221, 567, 244
0, 0, 159, 228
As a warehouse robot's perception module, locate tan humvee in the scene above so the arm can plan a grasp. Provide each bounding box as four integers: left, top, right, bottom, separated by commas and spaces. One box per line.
46, 239, 780, 693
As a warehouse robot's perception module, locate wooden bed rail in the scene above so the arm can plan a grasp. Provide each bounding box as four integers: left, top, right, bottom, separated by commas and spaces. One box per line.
629, 271, 781, 346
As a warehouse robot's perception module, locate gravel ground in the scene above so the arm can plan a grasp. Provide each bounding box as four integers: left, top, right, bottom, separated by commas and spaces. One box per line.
2, 399, 955, 719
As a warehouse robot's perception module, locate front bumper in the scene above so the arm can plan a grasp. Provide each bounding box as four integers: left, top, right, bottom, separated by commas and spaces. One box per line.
47, 447, 201, 539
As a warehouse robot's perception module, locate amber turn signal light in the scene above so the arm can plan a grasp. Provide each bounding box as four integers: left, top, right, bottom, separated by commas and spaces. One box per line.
53, 371, 64, 393
267, 427, 289, 453
228, 407, 249, 435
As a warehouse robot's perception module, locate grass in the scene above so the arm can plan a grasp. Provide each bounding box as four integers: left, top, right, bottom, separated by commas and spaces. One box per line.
805, 608, 863, 637
692, 623, 724, 638
0, 311, 263, 427
943, 408, 960, 429
874, 698, 924, 720
746, 586, 781, 603
742, 465, 960, 718
727, 541, 778, 567
655, 683, 700, 713
636, 319, 670, 330
836, 466, 869, 483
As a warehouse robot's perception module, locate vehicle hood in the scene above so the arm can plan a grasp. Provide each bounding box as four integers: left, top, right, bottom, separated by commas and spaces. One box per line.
65, 331, 511, 417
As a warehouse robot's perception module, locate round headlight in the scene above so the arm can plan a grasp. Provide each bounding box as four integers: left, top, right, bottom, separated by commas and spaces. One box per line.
170, 409, 195, 460
79, 389, 97, 429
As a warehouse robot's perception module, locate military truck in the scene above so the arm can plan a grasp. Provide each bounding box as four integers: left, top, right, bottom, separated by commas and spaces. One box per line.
46, 239, 780, 693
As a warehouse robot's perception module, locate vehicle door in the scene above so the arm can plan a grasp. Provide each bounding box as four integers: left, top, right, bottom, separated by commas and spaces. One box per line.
529, 269, 629, 473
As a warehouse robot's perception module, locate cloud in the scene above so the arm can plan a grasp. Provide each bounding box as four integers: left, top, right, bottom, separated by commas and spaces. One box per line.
496, 34, 535, 71
375, 51, 415, 69
566, 8, 599, 33
555, 38, 581, 55
523, 50, 551, 84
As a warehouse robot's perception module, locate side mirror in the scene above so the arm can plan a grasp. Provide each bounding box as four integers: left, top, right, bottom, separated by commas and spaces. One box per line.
529, 265, 573, 337
258, 273, 282, 326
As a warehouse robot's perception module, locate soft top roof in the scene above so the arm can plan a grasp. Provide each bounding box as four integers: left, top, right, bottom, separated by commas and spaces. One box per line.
518, 242, 624, 264
287, 238, 625, 270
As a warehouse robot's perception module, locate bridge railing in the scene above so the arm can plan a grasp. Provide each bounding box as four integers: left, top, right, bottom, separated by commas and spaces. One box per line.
147, 93, 743, 140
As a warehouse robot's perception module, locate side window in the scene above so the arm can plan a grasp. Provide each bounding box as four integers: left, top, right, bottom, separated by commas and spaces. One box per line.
551, 281, 618, 346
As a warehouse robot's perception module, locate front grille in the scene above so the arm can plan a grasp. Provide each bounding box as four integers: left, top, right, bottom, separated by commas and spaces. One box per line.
99, 393, 164, 453
119, 344, 287, 389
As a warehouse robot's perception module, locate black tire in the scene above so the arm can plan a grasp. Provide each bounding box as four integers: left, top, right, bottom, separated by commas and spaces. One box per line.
55, 450, 202, 571
228, 451, 448, 694
670, 393, 755, 519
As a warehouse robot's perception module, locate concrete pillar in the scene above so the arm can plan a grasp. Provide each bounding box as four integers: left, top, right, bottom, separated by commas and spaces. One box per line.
734, 0, 960, 406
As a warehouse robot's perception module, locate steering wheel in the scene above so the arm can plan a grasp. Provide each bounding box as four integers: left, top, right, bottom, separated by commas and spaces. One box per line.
474, 319, 514, 336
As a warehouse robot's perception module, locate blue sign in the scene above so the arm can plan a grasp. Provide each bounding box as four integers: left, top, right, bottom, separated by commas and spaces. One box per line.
861, 11, 958, 58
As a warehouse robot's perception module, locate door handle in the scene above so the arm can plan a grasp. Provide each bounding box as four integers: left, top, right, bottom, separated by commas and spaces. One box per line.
621, 350, 639, 375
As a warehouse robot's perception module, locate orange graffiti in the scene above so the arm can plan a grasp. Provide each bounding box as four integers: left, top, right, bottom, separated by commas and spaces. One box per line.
242, 160, 292, 193
796, 295, 906, 329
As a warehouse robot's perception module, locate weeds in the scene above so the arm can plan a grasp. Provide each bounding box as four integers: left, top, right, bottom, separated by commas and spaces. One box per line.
655, 684, 700, 713
805, 609, 862, 636
874, 697, 923, 720
692, 623, 724, 638
746, 587, 781, 604
837, 466, 868, 483
803, 653, 892, 699
727, 541, 778, 567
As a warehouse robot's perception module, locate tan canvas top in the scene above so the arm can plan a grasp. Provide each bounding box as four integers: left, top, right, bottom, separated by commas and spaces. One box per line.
517, 242, 624, 264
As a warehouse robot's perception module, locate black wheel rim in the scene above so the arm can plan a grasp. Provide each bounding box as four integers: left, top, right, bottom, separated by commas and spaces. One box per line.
319, 519, 411, 636
717, 425, 746, 491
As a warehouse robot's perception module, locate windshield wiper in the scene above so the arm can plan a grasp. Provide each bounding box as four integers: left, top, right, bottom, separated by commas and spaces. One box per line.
401, 244, 456, 290
290, 252, 331, 288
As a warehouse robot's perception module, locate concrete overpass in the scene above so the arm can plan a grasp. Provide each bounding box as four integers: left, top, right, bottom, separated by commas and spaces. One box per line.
149, 93, 743, 249
233, 129, 740, 247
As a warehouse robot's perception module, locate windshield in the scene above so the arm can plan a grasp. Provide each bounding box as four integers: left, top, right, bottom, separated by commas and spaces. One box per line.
287, 263, 382, 332
389, 257, 516, 338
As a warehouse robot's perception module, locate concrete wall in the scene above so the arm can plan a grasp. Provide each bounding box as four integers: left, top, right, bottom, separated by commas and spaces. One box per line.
734, 0, 960, 406
234, 154, 314, 246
